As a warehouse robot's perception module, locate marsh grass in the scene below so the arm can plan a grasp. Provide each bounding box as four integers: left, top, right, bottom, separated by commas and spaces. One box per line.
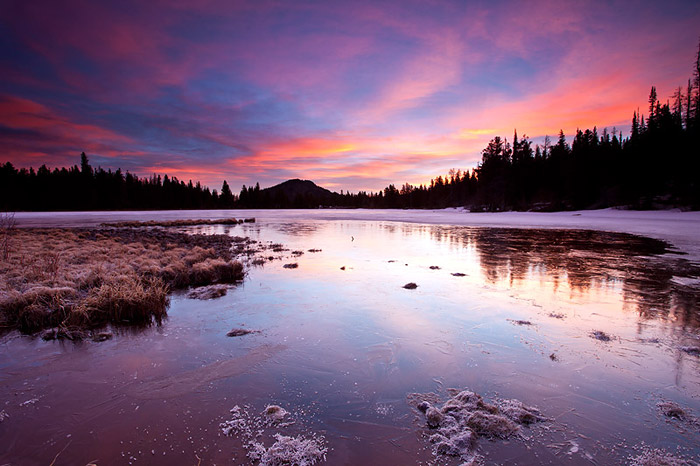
1, 212, 16, 261
0, 228, 244, 333
101, 218, 247, 227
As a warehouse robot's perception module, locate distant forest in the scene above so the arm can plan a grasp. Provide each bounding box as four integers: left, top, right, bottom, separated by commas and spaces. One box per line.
2, 44, 699, 212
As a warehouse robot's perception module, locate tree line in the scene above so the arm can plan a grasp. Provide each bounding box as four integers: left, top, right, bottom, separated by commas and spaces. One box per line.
2, 43, 699, 212
0, 153, 236, 211
332, 42, 700, 211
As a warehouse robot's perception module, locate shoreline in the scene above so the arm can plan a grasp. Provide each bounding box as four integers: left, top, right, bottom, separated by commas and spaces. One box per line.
13, 207, 700, 264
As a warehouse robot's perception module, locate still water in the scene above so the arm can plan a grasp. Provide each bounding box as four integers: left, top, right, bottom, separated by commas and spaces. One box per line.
1, 218, 699, 465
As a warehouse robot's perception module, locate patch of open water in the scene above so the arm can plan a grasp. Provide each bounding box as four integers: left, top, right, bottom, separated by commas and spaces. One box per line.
1, 219, 699, 465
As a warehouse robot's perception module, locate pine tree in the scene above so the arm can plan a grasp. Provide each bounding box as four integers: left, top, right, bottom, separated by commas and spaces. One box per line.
631, 110, 639, 138
220, 180, 234, 206
80, 152, 91, 175
648, 86, 657, 130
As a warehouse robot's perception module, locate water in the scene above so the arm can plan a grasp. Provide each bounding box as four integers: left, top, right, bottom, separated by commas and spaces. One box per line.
1, 215, 699, 465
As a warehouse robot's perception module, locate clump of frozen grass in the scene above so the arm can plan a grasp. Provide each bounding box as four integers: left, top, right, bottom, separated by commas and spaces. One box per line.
628, 446, 695, 466
283, 263, 299, 269
658, 401, 689, 420
656, 400, 699, 431
75, 275, 169, 326
220, 404, 327, 465
409, 389, 548, 462
0, 410, 8, 422
0, 228, 245, 333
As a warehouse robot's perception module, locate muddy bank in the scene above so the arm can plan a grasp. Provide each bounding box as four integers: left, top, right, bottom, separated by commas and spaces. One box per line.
100, 218, 252, 227
0, 227, 245, 333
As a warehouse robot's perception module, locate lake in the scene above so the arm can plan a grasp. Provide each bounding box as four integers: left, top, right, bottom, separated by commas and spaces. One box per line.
1, 211, 699, 465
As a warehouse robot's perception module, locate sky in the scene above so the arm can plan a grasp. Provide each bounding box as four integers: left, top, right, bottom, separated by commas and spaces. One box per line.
1, 0, 698, 193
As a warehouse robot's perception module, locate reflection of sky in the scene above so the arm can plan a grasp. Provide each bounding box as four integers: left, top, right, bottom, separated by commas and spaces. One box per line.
1, 220, 699, 463
1, 0, 699, 192
215, 220, 700, 462
236, 220, 700, 368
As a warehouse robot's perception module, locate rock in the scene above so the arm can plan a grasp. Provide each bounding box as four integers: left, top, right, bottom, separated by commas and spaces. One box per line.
92, 332, 113, 342
227, 328, 254, 337
403, 282, 418, 289
679, 346, 700, 356
417, 401, 431, 413
657, 401, 688, 420
40, 327, 89, 341
283, 263, 298, 269
590, 330, 612, 341
40, 328, 58, 341
263, 404, 288, 422
187, 285, 228, 300
426, 406, 443, 427
509, 319, 532, 326
451, 272, 466, 277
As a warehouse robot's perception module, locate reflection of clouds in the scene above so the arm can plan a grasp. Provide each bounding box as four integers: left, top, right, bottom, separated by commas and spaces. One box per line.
444, 226, 700, 331
197, 219, 698, 340
269, 221, 700, 332
208, 219, 699, 417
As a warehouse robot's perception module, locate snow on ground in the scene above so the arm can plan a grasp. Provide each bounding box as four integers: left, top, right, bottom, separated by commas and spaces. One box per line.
14, 208, 700, 264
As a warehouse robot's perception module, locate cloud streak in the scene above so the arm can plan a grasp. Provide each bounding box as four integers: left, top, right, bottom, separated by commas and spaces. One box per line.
0, 0, 698, 192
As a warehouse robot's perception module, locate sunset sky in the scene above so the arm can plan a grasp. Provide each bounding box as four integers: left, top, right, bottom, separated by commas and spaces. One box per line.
1, 0, 698, 193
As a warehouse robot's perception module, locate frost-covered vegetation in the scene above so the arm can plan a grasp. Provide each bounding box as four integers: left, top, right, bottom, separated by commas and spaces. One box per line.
409, 389, 549, 463
0, 227, 244, 333
220, 404, 327, 465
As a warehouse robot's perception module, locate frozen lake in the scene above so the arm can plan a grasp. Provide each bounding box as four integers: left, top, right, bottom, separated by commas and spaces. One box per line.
1, 211, 699, 464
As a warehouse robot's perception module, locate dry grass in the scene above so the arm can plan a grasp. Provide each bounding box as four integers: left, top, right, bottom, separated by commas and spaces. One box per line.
0, 228, 244, 333
101, 218, 246, 227
1, 212, 16, 261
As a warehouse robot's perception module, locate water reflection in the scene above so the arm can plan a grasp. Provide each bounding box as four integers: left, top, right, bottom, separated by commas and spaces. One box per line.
367, 223, 699, 330
2, 219, 699, 465
459, 227, 699, 329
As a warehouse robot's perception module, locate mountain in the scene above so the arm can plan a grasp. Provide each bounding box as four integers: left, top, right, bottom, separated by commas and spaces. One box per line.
262, 179, 336, 199
239, 179, 340, 208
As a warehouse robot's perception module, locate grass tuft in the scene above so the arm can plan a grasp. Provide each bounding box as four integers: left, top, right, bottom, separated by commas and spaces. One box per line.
0, 227, 245, 334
